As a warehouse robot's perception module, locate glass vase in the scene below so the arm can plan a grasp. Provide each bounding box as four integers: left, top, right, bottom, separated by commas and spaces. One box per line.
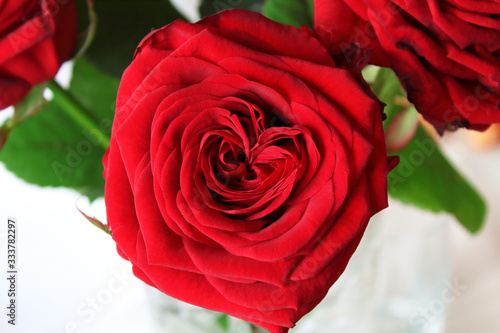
293, 199, 452, 333
147, 199, 452, 333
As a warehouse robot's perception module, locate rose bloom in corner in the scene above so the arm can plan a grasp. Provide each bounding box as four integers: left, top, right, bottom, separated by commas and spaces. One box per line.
0, 0, 77, 109
103, 9, 390, 333
315, 0, 500, 132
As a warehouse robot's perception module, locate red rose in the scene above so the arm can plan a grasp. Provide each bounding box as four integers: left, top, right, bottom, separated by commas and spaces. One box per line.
0, 0, 78, 109
104, 9, 388, 333
315, 0, 500, 131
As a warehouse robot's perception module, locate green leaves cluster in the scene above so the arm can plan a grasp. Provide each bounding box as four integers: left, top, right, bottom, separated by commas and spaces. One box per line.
388, 126, 486, 233
0, 58, 118, 201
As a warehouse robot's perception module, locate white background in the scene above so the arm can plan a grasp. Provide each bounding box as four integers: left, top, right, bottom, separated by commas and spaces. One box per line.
1, 0, 500, 332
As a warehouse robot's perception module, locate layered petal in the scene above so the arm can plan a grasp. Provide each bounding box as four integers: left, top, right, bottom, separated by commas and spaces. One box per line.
314, 0, 500, 131
0, 0, 77, 109
104, 9, 388, 333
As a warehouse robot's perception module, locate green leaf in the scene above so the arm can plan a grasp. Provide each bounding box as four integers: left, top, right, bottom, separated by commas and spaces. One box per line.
0, 58, 118, 201
11, 84, 47, 125
371, 67, 407, 130
371, 67, 404, 103
388, 126, 487, 233
84, 0, 186, 78
0, 83, 47, 150
263, 0, 314, 28
199, 0, 264, 17
216, 313, 229, 331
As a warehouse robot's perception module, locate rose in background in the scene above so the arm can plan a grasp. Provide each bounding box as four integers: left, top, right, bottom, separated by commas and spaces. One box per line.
104, 9, 389, 333
0, 0, 78, 109
314, 0, 500, 132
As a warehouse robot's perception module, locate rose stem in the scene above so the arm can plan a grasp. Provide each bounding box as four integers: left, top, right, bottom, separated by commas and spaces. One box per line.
47, 80, 110, 149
